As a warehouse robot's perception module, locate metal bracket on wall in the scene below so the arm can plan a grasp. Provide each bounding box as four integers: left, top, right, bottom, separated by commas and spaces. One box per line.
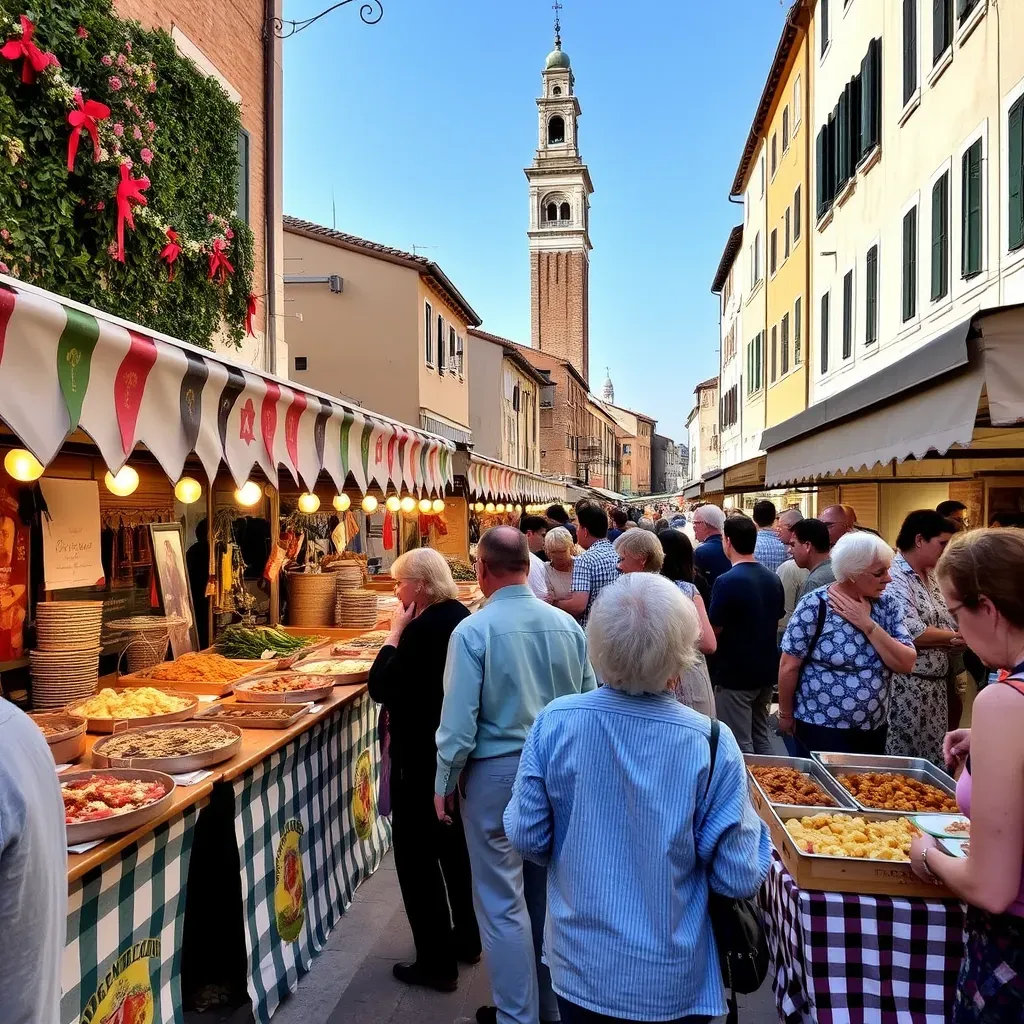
269, 0, 382, 39
284, 275, 344, 294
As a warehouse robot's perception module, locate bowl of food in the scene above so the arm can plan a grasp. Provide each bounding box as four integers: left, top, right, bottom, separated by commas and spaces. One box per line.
233, 673, 334, 704
294, 658, 374, 684
67, 687, 198, 733
91, 722, 243, 773
29, 710, 87, 764
62, 768, 176, 844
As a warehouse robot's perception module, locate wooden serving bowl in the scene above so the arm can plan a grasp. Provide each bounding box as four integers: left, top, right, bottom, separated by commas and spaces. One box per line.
61, 767, 177, 845
66, 688, 199, 734
29, 711, 87, 764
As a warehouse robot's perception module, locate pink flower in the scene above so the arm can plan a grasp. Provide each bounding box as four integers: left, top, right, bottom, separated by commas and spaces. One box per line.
146, 120, 155, 132
207, 213, 215, 224
107, 243, 118, 259
121, 157, 133, 169
101, 54, 112, 66
0, 263, 8, 275
116, 53, 126, 67
140, 148, 153, 165
225, 228, 234, 240
0, 229, 8, 241
124, 40, 132, 53
132, 126, 142, 141
109, 76, 122, 91
113, 122, 124, 137
77, 26, 89, 38
147, 82, 156, 93
95, 201, 105, 210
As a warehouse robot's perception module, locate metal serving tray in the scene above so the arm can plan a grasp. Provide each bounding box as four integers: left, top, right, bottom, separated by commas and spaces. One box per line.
812, 751, 957, 786
744, 754, 859, 813
821, 763, 958, 814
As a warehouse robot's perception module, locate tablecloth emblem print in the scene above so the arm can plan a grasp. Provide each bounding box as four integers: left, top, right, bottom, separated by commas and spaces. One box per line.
274, 819, 306, 943
352, 747, 376, 840
79, 938, 160, 1024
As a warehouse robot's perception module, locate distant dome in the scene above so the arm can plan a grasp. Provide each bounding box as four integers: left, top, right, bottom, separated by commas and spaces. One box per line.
546, 46, 571, 70
601, 369, 614, 404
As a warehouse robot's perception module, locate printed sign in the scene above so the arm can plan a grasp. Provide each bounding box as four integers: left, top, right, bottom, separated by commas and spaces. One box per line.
273, 820, 306, 943
352, 748, 377, 841
79, 938, 160, 1024
39, 478, 104, 590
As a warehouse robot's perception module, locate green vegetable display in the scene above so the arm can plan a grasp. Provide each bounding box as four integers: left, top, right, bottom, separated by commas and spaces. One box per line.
215, 625, 324, 660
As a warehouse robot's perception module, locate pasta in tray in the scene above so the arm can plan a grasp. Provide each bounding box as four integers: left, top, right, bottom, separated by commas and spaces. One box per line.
784, 813, 921, 861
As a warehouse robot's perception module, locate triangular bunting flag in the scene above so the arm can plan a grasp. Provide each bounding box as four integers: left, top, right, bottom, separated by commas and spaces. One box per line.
77, 318, 132, 473
136, 340, 192, 483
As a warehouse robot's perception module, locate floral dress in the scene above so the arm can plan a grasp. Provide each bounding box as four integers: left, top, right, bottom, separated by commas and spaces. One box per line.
669, 581, 715, 718
883, 552, 957, 766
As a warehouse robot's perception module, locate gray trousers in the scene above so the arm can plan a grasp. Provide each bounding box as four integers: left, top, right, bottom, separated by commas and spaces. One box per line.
462, 753, 558, 1024
714, 685, 774, 754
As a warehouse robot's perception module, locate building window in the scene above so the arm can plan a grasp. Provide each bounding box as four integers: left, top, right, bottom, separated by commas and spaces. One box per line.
770, 324, 778, 382
794, 76, 803, 129
760, 154, 765, 197
785, 208, 791, 258
438, 315, 446, 372
747, 332, 764, 394
934, 0, 953, 62
771, 133, 778, 177
931, 170, 950, 300
821, 0, 830, 56
236, 128, 250, 225
770, 229, 778, 275
958, 0, 981, 27
903, 0, 918, 107
781, 313, 790, 375
794, 185, 802, 241
794, 296, 803, 364
424, 302, 433, 364
865, 244, 879, 344
457, 334, 465, 377
545, 202, 557, 222
859, 38, 882, 158
294, 356, 307, 372
752, 231, 762, 285
512, 383, 520, 412
962, 138, 983, 278
622, 443, 632, 455
842, 270, 853, 359
903, 205, 918, 321
820, 292, 830, 374
548, 116, 565, 144
559, 201, 571, 221
449, 326, 457, 374
1010, 96, 1024, 252
782, 107, 790, 152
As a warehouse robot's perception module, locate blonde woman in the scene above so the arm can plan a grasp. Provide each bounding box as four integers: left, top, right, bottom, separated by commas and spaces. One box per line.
543, 526, 576, 603
368, 548, 480, 991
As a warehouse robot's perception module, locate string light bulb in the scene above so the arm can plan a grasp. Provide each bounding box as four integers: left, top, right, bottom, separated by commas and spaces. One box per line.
297, 492, 321, 514
104, 466, 140, 497
333, 494, 351, 512
385, 495, 401, 513
473, 502, 485, 513
485, 503, 495, 514
515, 504, 523, 514
418, 498, 433, 514
400, 495, 417, 514
495, 503, 505, 513
4, 448, 44, 482
234, 480, 263, 507
174, 476, 202, 504
361, 494, 379, 514
432, 499, 445, 514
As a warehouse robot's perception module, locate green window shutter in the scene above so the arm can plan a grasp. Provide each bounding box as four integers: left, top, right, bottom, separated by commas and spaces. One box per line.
860, 48, 872, 159
821, 0, 830, 55
933, 0, 951, 63
816, 128, 826, 216
781, 314, 790, 374
931, 173, 949, 301
820, 293, 830, 375
837, 91, 849, 188
1009, 97, 1024, 252
794, 297, 802, 364
865, 246, 878, 345
903, 0, 917, 106
870, 39, 882, 150
903, 207, 918, 321
849, 76, 862, 172
794, 185, 802, 240
842, 271, 853, 359
962, 140, 982, 278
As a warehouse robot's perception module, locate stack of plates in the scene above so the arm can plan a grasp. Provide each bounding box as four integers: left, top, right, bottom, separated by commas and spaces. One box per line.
323, 561, 363, 589
35, 601, 103, 652
30, 646, 100, 710
335, 588, 379, 629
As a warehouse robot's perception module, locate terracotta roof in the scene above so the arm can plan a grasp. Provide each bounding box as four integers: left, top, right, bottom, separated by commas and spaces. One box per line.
711, 225, 743, 294
693, 375, 719, 394
466, 328, 551, 385
603, 401, 657, 430
729, 0, 808, 197
495, 336, 591, 392
283, 215, 482, 327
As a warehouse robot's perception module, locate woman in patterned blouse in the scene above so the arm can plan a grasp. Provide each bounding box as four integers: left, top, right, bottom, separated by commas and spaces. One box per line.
883, 510, 964, 766
778, 532, 917, 756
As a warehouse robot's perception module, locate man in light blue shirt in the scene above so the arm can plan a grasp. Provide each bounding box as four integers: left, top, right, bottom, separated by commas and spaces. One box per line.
436, 526, 597, 1024
752, 499, 788, 572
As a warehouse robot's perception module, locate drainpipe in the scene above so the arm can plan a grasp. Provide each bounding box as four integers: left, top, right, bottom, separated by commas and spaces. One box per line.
262, 0, 279, 374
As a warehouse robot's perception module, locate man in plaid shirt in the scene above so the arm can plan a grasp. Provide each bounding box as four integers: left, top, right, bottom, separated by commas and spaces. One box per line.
554, 503, 620, 627
753, 499, 788, 572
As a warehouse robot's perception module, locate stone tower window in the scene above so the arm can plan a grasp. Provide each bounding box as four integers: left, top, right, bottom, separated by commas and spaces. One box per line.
559, 202, 571, 221
546, 202, 558, 222
552, 85, 562, 95
548, 115, 565, 144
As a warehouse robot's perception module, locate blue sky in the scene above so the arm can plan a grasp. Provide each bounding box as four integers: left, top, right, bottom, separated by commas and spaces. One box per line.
282, 0, 788, 443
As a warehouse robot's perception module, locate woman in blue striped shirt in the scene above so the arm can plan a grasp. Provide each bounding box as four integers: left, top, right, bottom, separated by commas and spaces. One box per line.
504, 573, 771, 1023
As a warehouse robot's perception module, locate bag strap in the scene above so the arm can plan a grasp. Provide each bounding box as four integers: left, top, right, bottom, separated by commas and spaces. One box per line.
998, 671, 1024, 699
704, 719, 720, 799
799, 595, 828, 678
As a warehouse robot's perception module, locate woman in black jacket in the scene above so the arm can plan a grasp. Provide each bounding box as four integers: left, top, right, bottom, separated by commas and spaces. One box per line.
368, 548, 480, 992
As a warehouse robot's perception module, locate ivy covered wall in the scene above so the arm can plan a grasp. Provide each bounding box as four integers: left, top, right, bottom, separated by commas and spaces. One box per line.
0, 0, 254, 348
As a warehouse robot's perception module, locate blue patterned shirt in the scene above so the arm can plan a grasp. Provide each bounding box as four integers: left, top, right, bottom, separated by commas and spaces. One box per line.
504, 687, 771, 1021
781, 587, 915, 729
754, 528, 788, 572
570, 539, 620, 626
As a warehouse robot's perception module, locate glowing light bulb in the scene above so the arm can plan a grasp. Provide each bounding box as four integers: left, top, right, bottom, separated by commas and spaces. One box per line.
298, 492, 321, 514
432, 499, 445, 514
333, 494, 351, 512
473, 502, 485, 513
485, 503, 495, 514
514, 504, 523, 514
495, 503, 506, 513
361, 495, 379, 514
4, 448, 44, 482
174, 476, 202, 504
385, 495, 401, 513
104, 466, 140, 497
418, 498, 433, 514
400, 496, 417, 514
234, 480, 263, 507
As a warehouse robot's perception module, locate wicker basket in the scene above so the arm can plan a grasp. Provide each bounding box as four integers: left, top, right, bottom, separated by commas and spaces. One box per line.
335, 587, 379, 629
322, 560, 363, 589
287, 572, 339, 627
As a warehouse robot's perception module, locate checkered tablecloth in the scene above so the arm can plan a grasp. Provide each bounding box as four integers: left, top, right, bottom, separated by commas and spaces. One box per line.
232, 691, 391, 1024
760, 851, 965, 1023
61, 804, 200, 1024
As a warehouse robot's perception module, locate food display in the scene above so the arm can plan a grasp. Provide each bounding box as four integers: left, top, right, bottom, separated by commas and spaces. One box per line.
749, 765, 837, 807
97, 725, 238, 759
197, 704, 314, 729
215, 625, 325, 660
234, 674, 334, 703
75, 687, 191, 718
784, 813, 920, 861
148, 652, 252, 684
444, 556, 476, 582
297, 658, 373, 677
30, 711, 87, 764
837, 772, 959, 813
911, 813, 970, 838
61, 769, 176, 843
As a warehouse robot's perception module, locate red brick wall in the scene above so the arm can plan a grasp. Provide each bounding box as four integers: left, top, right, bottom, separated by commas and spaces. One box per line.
530, 249, 589, 384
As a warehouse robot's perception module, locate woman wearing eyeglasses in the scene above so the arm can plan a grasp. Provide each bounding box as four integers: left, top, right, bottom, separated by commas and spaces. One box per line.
910, 529, 1024, 1023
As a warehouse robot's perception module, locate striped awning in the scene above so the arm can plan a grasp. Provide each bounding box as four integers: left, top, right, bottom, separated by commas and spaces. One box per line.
0, 276, 455, 495
465, 454, 567, 503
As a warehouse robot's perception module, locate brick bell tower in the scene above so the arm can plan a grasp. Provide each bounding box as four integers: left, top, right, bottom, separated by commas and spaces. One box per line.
525, 6, 594, 383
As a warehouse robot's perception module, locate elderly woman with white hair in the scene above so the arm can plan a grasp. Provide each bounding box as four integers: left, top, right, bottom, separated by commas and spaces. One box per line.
504, 574, 770, 1024
543, 526, 577, 603
368, 548, 480, 990
778, 532, 917, 756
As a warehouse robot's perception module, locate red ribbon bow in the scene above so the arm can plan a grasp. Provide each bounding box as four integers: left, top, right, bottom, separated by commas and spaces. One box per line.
207, 237, 234, 284
1, 16, 57, 85
159, 228, 181, 279
66, 90, 110, 172
114, 162, 149, 263
246, 293, 257, 337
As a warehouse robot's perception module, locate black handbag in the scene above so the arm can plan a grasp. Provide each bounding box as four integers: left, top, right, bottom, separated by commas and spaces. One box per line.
704, 719, 769, 1023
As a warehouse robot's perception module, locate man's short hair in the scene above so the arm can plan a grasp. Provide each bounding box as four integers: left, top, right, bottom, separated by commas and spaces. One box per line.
576, 501, 609, 539
723, 516, 757, 555
610, 508, 629, 528
792, 518, 830, 553
692, 504, 725, 533
936, 500, 967, 517
546, 504, 569, 524
751, 499, 777, 528
777, 507, 804, 528
477, 526, 530, 575
519, 515, 549, 535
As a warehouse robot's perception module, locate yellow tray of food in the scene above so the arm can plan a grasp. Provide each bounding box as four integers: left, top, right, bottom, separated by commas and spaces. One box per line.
62, 768, 176, 845
195, 702, 315, 730
293, 657, 374, 684
91, 721, 243, 773
30, 711, 87, 765
117, 652, 270, 696
233, 673, 334, 704
67, 687, 199, 734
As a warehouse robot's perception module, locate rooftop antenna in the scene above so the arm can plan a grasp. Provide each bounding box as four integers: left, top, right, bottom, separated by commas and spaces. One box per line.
552, 0, 562, 48
411, 244, 438, 256
331, 188, 337, 229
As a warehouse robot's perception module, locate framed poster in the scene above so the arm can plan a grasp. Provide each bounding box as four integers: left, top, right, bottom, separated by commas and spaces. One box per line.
38, 478, 105, 591
150, 523, 198, 657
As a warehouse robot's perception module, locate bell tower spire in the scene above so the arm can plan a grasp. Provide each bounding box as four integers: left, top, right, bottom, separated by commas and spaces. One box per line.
525, 7, 594, 383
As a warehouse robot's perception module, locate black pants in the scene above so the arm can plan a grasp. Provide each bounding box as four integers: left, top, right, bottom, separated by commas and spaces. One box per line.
793, 719, 887, 757
390, 764, 480, 978
555, 996, 712, 1024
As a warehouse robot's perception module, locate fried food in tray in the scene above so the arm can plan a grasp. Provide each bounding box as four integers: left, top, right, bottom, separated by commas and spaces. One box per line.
749, 765, 837, 807
148, 652, 251, 683
785, 813, 920, 861
838, 772, 959, 813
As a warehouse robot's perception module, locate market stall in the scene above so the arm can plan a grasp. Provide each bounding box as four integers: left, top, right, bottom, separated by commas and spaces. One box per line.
746, 753, 967, 1023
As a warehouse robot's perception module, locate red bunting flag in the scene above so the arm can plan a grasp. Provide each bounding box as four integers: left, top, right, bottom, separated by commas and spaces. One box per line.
113, 331, 158, 456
